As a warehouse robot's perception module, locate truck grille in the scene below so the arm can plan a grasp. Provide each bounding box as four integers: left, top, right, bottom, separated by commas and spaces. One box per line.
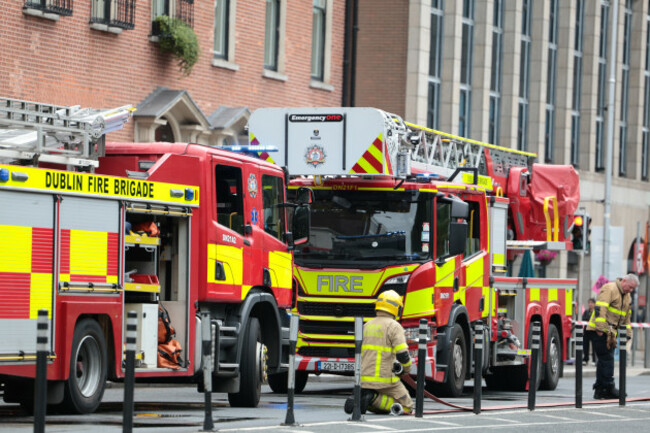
298, 346, 355, 357
297, 301, 376, 318
299, 320, 356, 336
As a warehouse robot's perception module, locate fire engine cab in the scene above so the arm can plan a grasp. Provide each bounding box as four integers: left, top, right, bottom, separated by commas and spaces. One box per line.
0, 97, 309, 413
249, 107, 579, 396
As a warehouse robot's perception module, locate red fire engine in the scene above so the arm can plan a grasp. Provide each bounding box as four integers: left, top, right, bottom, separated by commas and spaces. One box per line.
0, 97, 309, 413
249, 107, 579, 396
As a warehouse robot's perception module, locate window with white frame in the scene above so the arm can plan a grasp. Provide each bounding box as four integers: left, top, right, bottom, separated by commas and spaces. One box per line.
428, 0, 444, 130
489, 0, 503, 145
619, 0, 632, 177
152, 0, 194, 34
459, 0, 474, 138
91, 0, 136, 30
214, 0, 230, 60
545, 0, 558, 162
311, 0, 327, 80
264, 0, 280, 70
517, 0, 532, 151
595, 1, 609, 171
570, 0, 584, 168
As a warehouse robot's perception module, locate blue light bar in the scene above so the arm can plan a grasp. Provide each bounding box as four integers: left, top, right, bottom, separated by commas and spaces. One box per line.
222, 145, 279, 153
185, 188, 195, 201
416, 173, 442, 179
0, 168, 8, 182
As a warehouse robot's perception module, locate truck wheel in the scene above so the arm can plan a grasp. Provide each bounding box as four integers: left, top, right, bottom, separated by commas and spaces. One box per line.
61, 319, 107, 414
540, 324, 561, 390
439, 323, 467, 397
267, 371, 309, 394
228, 318, 266, 407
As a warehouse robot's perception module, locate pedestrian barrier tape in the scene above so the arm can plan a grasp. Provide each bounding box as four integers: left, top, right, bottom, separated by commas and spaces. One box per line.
574, 320, 650, 328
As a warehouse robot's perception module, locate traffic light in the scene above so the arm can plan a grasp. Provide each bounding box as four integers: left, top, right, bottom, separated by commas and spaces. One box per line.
584, 215, 591, 252
571, 214, 584, 250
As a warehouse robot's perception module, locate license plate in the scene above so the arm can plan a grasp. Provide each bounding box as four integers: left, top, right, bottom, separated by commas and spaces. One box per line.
318, 361, 355, 372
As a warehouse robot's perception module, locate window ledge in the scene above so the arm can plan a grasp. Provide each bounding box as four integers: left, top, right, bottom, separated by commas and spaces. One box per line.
262, 69, 287, 82
212, 58, 240, 71
309, 80, 334, 92
23, 7, 60, 21
149, 35, 160, 43
90, 23, 123, 34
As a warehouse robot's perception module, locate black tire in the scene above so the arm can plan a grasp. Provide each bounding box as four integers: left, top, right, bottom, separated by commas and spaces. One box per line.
437, 323, 467, 397
267, 370, 309, 394
61, 319, 107, 414
228, 318, 265, 407
540, 323, 561, 390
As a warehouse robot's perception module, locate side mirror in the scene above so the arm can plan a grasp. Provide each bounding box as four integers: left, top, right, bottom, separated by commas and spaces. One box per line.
451, 199, 469, 219
449, 221, 468, 256
296, 187, 314, 205
292, 204, 311, 245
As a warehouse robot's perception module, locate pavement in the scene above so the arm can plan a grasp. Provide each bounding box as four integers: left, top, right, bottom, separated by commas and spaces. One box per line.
562, 348, 650, 377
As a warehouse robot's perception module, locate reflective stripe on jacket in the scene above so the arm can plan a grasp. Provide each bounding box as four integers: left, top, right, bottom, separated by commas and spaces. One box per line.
360, 311, 411, 389
586, 279, 632, 334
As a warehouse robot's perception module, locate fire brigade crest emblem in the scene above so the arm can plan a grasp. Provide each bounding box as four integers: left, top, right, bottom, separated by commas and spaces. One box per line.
247, 173, 258, 198
305, 144, 326, 167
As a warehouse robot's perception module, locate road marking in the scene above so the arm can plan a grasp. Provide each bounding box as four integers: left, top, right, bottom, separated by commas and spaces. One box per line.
536, 413, 575, 422
354, 416, 650, 432
581, 410, 623, 418
353, 424, 397, 430
483, 416, 520, 424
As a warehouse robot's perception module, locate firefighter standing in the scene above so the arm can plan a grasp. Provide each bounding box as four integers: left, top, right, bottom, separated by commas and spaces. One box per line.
344, 290, 413, 415
586, 273, 638, 399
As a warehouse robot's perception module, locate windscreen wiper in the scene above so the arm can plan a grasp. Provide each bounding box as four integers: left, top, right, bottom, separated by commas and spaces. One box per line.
335, 231, 406, 239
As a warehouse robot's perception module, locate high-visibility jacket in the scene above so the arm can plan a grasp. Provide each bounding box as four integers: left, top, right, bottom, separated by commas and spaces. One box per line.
586, 279, 632, 335
360, 311, 411, 389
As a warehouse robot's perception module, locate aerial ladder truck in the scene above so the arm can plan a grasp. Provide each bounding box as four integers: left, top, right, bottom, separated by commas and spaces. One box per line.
0, 97, 309, 413
248, 107, 579, 395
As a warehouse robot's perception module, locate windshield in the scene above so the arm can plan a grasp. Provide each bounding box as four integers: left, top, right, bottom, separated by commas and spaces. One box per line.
294, 190, 433, 267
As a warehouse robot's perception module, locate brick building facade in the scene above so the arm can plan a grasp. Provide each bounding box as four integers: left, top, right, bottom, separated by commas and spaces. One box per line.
0, 1, 345, 143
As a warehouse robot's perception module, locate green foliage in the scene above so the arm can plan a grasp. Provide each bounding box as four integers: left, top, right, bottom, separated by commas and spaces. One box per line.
155, 16, 199, 76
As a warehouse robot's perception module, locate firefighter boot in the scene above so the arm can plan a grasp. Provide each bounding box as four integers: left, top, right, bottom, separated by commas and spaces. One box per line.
593, 384, 607, 400
344, 390, 376, 414
604, 383, 623, 399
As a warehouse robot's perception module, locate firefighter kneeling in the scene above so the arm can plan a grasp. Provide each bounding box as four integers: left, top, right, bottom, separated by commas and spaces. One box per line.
344, 290, 413, 416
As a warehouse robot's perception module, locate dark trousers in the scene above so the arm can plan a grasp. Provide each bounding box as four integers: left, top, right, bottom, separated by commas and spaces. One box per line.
592, 332, 615, 388
583, 330, 597, 363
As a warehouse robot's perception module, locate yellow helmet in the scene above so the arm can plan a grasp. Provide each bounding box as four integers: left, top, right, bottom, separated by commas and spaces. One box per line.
375, 290, 403, 317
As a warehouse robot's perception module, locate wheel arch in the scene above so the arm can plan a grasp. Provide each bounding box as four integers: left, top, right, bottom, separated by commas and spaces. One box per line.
62, 313, 114, 381
438, 303, 471, 380
236, 289, 283, 370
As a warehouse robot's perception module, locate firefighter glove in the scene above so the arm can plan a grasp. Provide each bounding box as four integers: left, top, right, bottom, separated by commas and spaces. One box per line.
606, 330, 617, 350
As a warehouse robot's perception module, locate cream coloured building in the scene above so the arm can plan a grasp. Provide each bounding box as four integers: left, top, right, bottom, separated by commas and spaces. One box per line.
353, 0, 650, 309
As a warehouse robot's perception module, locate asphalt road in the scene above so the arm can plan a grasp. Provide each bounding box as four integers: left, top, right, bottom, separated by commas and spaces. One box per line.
1, 366, 650, 432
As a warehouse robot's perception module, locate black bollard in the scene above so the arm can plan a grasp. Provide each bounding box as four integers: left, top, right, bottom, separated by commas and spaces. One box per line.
528, 322, 541, 411
575, 325, 583, 408
415, 318, 428, 418
201, 312, 214, 432
123, 311, 137, 433
283, 314, 300, 426
619, 327, 627, 406
473, 321, 483, 415
33, 309, 49, 433
350, 316, 364, 422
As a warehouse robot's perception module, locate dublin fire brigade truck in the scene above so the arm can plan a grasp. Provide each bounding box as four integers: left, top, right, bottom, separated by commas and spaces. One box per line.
0, 97, 309, 413
249, 107, 579, 396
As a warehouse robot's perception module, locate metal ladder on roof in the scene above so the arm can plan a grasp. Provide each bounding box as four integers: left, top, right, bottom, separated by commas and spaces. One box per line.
378, 110, 536, 181
0, 96, 134, 169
